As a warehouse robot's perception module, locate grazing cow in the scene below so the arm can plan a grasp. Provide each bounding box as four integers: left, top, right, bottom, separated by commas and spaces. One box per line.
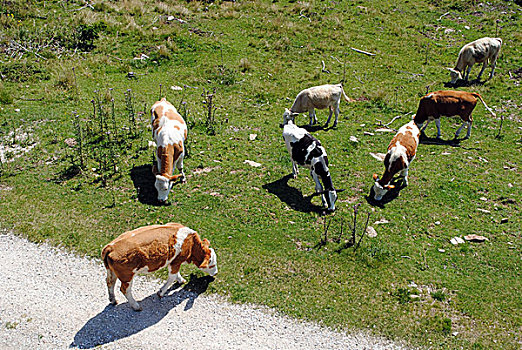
151, 98, 188, 203
413, 90, 496, 139
102, 222, 218, 311
281, 113, 339, 211
372, 120, 420, 201
283, 83, 352, 127
448, 37, 502, 84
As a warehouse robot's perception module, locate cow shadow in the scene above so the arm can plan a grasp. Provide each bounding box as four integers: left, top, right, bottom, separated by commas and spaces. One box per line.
419, 133, 463, 146
262, 174, 324, 214
300, 123, 337, 133
71, 274, 214, 349
129, 164, 183, 206
364, 181, 406, 208
444, 78, 484, 88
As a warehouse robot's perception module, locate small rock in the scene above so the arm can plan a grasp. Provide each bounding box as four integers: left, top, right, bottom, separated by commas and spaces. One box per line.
227, 236, 232, 239
64, 138, 77, 147
450, 236, 465, 245
441, 152, 451, 155
438, 248, 446, 253
477, 208, 491, 213
366, 226, 377, 237
171, 85, 183, 91
369, 152, 386, 161
249, 133, 257, 141
15, 108, 20, 112
464, 234, 488, 242
444, 28, 455, 34
409, 294, 421, 301
373, 218, 389, 225
434, 221, 441, 225
479, 197, 487, 201
452, 331, 459, 336
349, 136, 359, 143
500, 218, 509, 224
244, 160, 261, 167
363, 131, 374, 136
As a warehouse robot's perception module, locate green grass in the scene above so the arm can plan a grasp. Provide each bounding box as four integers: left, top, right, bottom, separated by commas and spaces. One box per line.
0, 0, 521, 349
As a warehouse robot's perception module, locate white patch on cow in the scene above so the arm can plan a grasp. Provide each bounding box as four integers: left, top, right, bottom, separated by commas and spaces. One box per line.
173, 227, 195, 258
388, 142, 408, 172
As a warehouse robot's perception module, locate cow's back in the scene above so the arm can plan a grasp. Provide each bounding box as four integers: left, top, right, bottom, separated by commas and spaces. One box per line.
418, 91, 477, 119
104, 223, 185, 272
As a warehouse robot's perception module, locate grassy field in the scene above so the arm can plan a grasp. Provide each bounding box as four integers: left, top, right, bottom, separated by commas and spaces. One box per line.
0, 0, 521, 348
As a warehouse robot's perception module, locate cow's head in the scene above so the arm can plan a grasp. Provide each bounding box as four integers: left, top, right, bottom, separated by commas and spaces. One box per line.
281, 108, 298, 128
372, 173, 395, 201
447, 68, 462, 84
154, 175, 174, 203
199, 239, 218, 276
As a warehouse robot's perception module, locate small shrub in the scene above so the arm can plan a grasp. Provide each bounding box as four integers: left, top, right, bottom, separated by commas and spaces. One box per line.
73, 22, 107, 51
431, 290, 446, 302
0, 83, 13, 105
54, 69, 76, 91
239, 58, 252, 72
441, 317, 452, 335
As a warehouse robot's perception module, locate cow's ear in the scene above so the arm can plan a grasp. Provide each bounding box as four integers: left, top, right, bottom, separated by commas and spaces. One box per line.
166, 174, 182, 182
372, 173, 379, 180
152, 164, 159, 175
199, 253, 210, 269
386, 184, 395, 189
202, 238, 210, 247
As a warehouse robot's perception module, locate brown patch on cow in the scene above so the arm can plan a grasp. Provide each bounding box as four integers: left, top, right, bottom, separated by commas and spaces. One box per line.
168, 233, 211, 274
156, 142, 184, 177
414, 90, 479, 124
101, 223, 185, 287
388, 131, 417, 161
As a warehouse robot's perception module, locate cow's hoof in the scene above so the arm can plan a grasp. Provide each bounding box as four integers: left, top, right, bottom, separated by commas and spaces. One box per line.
157, 290, 164, 298
177, 277, 187, 284
132, 305, 143, 312
109, 299, 117, 305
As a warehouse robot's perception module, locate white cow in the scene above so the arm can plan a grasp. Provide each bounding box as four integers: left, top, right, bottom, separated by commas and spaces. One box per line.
283, 83, 352, 127
448, 37, 502, 84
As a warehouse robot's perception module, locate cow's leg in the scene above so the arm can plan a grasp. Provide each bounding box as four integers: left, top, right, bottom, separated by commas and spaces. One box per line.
325, 106, 334, 126
309, 109, 317, 126
176, 155, 186, 183
489, 56, 498, 79
332, 102, 340, 127
465, 66, 472, 81
455, 120, 470, 139
400, 168, 409, 186
106, 268, 118, 305
435, 118, 442, 139
477, 61, 487, 80
311, 170, 326, 206
292, 161, 299, 179
158, 263, 186, 297
420, 119, 430, 133
121, 278, 141, 311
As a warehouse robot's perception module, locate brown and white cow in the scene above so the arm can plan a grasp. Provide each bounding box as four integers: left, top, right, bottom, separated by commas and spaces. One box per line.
372, 120, 420, 201
102, 222, 218, 311
151, 98, 188, 203
413, 90, 496, 140
448, 37, 502, 84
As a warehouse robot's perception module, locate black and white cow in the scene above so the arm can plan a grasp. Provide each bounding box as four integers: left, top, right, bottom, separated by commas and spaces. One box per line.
281, 113, 338, 211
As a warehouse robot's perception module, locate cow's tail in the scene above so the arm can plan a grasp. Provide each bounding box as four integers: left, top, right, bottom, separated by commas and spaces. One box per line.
473, 93, 496, 117
101, 245, 113, 270
339, 83, 354, 103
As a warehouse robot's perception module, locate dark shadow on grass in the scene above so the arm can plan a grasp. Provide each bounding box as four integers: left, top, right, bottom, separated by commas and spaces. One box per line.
364, 180, 406, 208
443, 78, 484, 88
419, 133, 463, 147
129, 164, 183, 206
262, 174, 324, 214
71, 274, 214, 349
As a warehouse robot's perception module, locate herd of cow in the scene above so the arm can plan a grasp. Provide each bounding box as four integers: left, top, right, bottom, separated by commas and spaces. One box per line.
101, 37, 501, 311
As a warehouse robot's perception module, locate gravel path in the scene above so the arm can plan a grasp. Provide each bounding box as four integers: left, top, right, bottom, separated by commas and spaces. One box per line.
0, 232, 408, 350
